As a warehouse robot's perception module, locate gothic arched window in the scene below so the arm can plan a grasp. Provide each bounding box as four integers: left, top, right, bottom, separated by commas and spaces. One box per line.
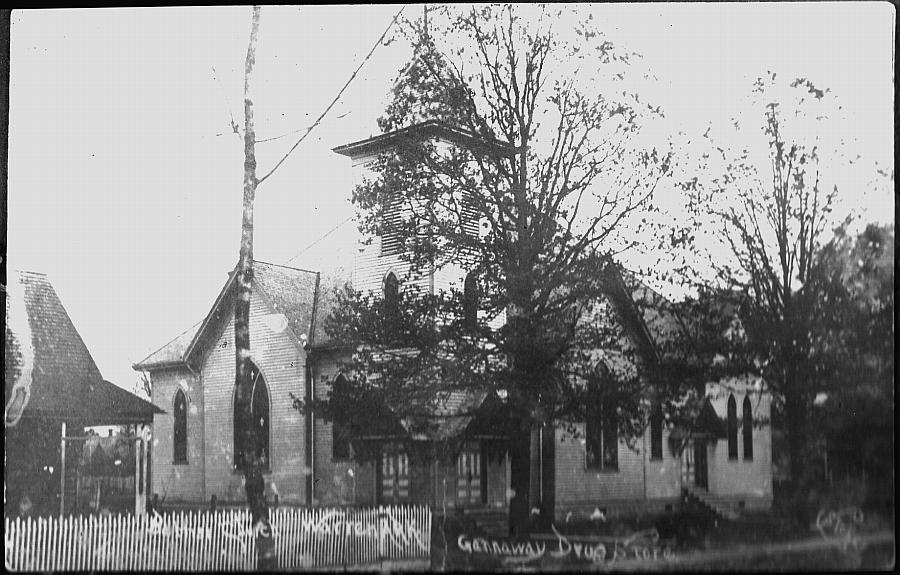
742, 395, 754, 460
234, 362, 270, 471
463, 272, 478, 333
586, 382, 618, 471
650, 403, 663, 460
384, 272, 400, 340
727, 394, 738, 460
173, 389, 187, 464
332, 375, 352, 461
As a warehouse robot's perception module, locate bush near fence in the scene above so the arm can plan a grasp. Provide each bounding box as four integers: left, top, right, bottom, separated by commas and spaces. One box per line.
4, 506, 431, 571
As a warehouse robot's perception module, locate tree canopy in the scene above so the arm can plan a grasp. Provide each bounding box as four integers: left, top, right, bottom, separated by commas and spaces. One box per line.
320, 5, 678, 437
673, 72, 876, 505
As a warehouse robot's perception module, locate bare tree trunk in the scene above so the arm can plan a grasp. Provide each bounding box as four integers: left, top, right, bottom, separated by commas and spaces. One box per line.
234, 5, 276, 569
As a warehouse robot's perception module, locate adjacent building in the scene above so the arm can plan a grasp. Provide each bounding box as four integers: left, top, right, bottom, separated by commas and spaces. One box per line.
5, 270, 163, 517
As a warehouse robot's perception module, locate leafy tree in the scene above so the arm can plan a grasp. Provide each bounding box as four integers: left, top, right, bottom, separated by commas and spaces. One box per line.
677, 72, 859, 515
814, 223, 894, 488
318, 5, 675, 532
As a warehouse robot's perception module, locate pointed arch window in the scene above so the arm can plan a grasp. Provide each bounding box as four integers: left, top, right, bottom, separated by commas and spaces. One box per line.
742, 396, 753, 461
586, 386, 618, 470
332, 375, 352, 461
727, 394, 738, 460
234, 362, 270, 471
173, 389, 188, 464
463, 272, 478, 333
650, 403, 663, 460
384, 272, 400, 340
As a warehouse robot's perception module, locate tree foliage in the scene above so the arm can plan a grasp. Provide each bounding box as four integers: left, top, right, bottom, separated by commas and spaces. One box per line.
676, 72, 862, 495
813, 223, 894, 483
317, 5, 679, 502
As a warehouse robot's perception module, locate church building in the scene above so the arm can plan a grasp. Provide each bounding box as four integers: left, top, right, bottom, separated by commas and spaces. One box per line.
135, 121, 772, 530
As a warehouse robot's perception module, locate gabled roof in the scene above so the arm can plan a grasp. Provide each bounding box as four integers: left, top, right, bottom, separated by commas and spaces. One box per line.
401, 390, 491, 441
600, 264, 663, 365
332, 119, 517, 162
254, 260, 319, 346
134, 321, 202, 370
5, 270, 163, 426
134, 260, 320, 371
308, 267, 353, 350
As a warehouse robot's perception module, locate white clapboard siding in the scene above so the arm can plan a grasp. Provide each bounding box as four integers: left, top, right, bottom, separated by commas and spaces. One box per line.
5, 506, 431, 571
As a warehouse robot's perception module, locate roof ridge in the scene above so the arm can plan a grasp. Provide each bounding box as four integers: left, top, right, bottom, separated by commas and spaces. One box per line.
134, 318, 204, 368
253, 259, 319, 275
13, 269, 49, 278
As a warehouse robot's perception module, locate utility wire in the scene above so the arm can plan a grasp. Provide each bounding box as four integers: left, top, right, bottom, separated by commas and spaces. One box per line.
255, 112, 351, 144
257, 5, 406, 185
284, 215, 354, 266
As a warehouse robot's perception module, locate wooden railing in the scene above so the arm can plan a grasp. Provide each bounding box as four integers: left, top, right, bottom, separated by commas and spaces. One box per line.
4, 506, 431, 571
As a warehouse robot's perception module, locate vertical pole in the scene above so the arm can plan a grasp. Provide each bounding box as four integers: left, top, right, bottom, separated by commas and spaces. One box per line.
59, 421, 67, 517
135, 436, 140, 515
538, 426, 543, 507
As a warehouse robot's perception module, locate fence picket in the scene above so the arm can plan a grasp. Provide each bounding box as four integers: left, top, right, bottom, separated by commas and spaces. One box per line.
4, 505, 431, 571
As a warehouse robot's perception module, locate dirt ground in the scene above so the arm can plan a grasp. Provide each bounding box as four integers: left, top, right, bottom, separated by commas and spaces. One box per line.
429, 506, 895, 572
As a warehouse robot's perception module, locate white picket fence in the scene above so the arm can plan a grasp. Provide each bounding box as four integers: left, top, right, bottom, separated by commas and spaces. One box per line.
4, 506, 431, 571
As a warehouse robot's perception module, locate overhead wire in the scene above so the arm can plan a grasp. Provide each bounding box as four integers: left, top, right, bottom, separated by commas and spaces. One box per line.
257, 5, 407, 185
283, 215, 354, 266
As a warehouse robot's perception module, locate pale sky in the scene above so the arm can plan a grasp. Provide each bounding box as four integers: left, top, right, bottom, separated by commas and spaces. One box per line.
7, 4, 894, 394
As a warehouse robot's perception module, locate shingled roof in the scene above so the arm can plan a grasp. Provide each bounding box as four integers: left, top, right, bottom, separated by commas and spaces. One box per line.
134, 260, 320, 370
5, 270, 163, 426
400, 390, 492, 441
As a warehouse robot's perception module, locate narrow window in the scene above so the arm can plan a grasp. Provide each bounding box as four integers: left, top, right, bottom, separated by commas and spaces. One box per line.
602, 402, 618, 469
381, 194, 402, 256
586, 395, 602, 469
332, 376, 351, 460
460, 191, 479, 238
727, 394, 738, 460
587, 394, 618, 470
383, 272, 400, 341
650, 403, 663, 460
743, 396, 753, 461
234, 362, 270, 471
463, 272, 478, 332
173, 389, 187, 464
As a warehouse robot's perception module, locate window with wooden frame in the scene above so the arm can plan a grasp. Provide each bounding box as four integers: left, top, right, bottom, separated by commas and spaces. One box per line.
650, 403, 664, 460
463, 272, 478, 333
742, 395, 753, 461
381, 193, 403, 256
383, 272, 400, 340
233, 362, 270, 472
331, 375, 352, 460
727, 394, 738, 460
459, 191, 480, 238
173, 389, 188, 464
586, 396, 618, 471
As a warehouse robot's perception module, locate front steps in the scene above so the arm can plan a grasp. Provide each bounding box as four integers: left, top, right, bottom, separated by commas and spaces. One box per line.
463, 507, 509, 536
684, 487, 742, 521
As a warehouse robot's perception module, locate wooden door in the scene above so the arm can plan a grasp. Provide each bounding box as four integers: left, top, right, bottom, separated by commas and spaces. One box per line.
457, 444, 482, 506
380, 450, 409, 503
